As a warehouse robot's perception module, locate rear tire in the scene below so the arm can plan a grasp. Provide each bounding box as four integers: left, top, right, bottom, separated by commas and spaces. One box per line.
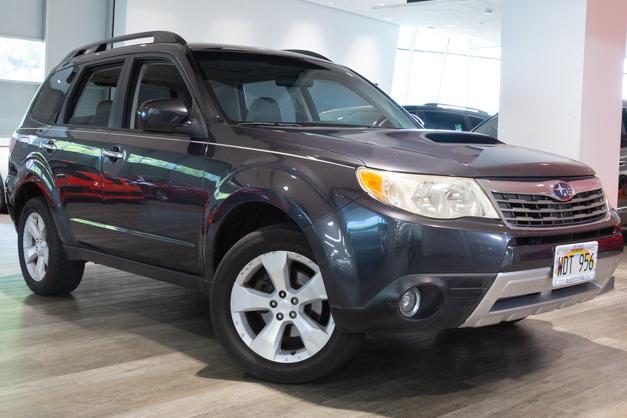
17, 197, 85, 295
211, 224, 362, 383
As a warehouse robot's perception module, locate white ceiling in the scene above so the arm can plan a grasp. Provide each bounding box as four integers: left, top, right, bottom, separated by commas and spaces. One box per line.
301, 0, 502, 44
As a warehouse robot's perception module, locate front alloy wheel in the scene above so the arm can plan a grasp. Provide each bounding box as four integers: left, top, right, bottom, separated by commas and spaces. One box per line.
230, 250, 335, 363
211, 225, 362, 383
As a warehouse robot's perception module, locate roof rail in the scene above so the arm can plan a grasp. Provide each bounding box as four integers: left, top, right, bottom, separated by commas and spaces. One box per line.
424, 103, 489, 114
60, 31, 187, 65
283, 49, 332, 62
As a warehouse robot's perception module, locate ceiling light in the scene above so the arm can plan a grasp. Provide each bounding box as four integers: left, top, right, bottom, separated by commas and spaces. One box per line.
327, 1, 336, 5
377, 2, 386, 5
384, 17, 393, 21
446, 24, 456, 28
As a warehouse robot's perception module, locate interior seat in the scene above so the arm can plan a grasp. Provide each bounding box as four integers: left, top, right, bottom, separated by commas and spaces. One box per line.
89, 100, 113, 126
246, 97, 282, 122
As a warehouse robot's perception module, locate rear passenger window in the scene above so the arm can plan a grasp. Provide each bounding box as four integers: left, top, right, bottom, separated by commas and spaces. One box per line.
126, 61, 192, 129
66, 64, 123, 127
30, 66, 75, 124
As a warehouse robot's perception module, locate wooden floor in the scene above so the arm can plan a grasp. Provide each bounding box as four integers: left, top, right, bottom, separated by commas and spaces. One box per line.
2, 215, 627, 417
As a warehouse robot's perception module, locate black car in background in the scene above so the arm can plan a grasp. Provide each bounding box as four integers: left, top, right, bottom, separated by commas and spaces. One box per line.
5, 31, 623, 383
403, 103, 489, 131
617, 103, 627, 224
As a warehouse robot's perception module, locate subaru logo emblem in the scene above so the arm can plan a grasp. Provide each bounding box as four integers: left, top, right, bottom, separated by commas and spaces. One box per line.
553, 181, 574, 202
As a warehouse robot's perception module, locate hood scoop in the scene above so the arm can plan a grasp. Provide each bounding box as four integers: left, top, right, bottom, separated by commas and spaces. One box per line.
425, 132, 502, 145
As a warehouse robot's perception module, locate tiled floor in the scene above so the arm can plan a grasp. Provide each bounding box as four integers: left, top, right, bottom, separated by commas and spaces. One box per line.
1, 214, 627, 417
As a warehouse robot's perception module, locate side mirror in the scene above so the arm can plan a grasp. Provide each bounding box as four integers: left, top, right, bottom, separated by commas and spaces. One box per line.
136, 98, 189, 133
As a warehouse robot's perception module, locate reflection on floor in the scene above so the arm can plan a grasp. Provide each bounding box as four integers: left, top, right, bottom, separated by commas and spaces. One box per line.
1, 214, 627, 417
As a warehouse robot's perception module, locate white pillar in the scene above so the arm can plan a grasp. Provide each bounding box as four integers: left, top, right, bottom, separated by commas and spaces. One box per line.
45, 0, 110, 73
499, 0, 626, 206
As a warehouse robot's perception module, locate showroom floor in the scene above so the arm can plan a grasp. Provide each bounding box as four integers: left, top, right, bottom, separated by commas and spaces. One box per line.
2, 215, 627, 417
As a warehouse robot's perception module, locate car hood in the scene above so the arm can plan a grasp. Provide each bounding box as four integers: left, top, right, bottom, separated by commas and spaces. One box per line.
243, 127, 595, 179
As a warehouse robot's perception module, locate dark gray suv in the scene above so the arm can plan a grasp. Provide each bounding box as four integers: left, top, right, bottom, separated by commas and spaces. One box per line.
5, 32, 623, 383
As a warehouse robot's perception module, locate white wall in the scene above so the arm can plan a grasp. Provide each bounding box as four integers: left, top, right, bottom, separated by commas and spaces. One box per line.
45, 0, 110, 73
499, 0, 627, 205
117, 0, 399, 93
0, 81, 39, 136
0, 0, 44, 40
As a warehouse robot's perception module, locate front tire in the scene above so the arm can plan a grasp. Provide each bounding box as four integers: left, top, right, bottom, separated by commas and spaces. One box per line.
211, 225, 362, 383
17, 197, 85, 295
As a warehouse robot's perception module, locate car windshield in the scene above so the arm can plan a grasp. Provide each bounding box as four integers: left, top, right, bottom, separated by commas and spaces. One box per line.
193, 51, 416, 129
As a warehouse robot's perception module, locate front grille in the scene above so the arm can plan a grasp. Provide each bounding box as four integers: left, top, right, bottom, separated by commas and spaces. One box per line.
512, 227, 616, 246
492, 188, 608, 228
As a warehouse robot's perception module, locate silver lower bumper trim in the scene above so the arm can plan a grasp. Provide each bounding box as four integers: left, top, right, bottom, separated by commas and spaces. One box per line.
460, 255, 621, 328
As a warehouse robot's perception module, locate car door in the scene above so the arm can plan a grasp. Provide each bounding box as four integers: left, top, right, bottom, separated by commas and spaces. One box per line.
43, 59, 126, 248
99, 55, 209, 274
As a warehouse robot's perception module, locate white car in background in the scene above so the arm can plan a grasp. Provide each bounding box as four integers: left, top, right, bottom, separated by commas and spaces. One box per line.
0, 137, 9, 212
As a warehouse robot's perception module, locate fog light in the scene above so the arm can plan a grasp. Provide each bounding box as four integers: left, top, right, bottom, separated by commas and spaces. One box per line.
399, 288, 421, 317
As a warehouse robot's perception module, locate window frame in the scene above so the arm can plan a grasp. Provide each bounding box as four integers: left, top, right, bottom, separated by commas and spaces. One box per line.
122, 57, 194, 130
58, 57, 129, 129
111, 52, 205, 138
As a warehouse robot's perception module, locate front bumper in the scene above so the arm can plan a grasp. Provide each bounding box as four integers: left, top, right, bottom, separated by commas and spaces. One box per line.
309, 196, 623, 333
460, 254, 620, 327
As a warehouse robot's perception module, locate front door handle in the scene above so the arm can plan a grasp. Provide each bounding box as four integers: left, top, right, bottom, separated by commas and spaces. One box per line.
42, 139, 56, 152
103, 146, 125, 161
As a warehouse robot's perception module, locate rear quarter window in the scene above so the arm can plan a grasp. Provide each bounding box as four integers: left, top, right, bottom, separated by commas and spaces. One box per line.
30, 66, 75, 124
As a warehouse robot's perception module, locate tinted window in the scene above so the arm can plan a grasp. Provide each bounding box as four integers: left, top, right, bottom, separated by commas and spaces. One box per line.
66, 64, 123, 127
30, 66, 75, 124
242, 80, 296, 122
309, 80, 384, 126
474, 115, 499, 138
423, 111, 466, 131
194, 51, 416, 129
126, 61, 191, 129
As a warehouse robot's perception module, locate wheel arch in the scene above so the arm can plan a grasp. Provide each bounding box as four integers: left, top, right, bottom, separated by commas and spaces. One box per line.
12, 154, 75, 245
203, 192, 340, 297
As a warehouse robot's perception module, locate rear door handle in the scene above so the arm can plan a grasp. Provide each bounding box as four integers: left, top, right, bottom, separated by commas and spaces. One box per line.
103, 146, 125, 161
42, 139, 56, 152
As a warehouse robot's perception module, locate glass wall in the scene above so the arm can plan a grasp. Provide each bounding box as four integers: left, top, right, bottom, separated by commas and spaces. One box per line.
0, 36, 44, 137
0, 37, 45, 82
391, 26, 501, 114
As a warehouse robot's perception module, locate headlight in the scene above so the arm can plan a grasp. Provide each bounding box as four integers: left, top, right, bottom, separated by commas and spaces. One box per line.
356, 167, 499, 220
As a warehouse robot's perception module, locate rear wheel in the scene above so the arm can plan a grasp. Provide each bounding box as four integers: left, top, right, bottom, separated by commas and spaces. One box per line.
211, 225, 362, 383
18, 197, 85, 295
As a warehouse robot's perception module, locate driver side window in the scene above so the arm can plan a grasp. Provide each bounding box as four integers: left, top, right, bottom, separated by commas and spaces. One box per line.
125, 60, 191, 130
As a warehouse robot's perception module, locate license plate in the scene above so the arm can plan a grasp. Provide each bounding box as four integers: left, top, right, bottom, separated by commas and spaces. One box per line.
552, 241, 598, 287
